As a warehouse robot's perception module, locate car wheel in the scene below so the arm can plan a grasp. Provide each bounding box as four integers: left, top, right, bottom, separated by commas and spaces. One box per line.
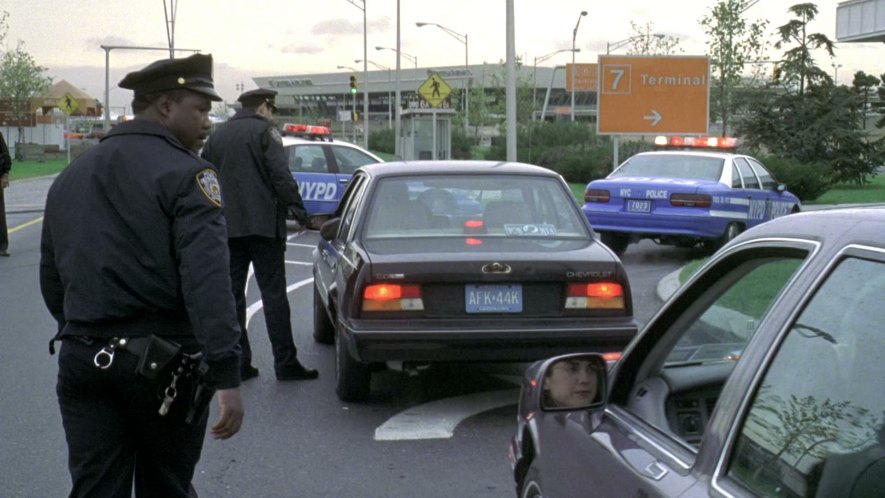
520, 463, 543, 498
312, 286, 334, 344
335, 323, 371, 402
600, 232, 629, 256
720, 222, 742, 247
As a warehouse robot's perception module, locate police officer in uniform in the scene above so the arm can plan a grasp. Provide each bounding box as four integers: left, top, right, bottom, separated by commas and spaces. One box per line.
202, 88, 318, 382
40, 53, 244, 497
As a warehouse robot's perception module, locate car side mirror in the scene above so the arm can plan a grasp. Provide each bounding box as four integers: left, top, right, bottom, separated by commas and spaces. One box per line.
320, 217, 341, 241
538, 354, 607, 411
776, 183, 786, 193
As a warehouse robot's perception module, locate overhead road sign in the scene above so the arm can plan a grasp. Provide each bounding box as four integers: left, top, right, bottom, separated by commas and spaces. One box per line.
597, 55, 709, 135
418, 73, 453, 109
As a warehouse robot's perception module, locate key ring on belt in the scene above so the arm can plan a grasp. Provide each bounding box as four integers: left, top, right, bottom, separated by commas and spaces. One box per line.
94, 337, 128, 369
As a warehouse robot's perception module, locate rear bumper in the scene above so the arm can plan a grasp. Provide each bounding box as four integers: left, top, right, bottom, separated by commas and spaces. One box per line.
583, 206, 729, 239
338, 317, 638, 363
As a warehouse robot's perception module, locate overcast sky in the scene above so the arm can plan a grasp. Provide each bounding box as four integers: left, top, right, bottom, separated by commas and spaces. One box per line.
2, 0, 881, 112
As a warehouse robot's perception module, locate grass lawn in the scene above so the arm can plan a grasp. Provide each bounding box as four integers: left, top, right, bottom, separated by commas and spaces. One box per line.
805, 174, 885, 205
8, 159, 69, 181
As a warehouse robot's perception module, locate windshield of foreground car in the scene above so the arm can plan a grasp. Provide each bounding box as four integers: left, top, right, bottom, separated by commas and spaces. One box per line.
364, 175, 590, 240
611, 154, 725, 182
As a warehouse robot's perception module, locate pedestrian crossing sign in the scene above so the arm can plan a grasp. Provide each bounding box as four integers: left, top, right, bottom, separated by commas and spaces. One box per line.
417, 73, 452, 108
60, 92, 79, 115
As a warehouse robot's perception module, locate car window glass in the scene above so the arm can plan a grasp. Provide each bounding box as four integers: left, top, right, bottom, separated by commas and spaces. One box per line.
611, 154, 724, 182
338, 174, 367, 240
734, 158, 761, 189
288, 144, 329, 173
665, 258, 803, 366
747, 158, 777, 190
364, 175, 588, 239
731, 164, 743, 188
727, 256, 885, 497
332, 146, 379, 175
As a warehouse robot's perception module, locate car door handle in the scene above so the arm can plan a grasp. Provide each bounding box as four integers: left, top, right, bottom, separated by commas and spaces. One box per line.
339, 178, 349, 184
644, 461, 668, 481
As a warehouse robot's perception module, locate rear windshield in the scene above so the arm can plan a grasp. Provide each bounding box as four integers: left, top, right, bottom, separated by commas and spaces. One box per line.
611, 154, 725, 182
364, 175, 590, 240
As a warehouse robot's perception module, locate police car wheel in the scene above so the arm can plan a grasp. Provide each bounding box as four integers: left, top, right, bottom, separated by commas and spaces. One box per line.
715, 222, 742, 250
335, 323, 371, 402
313, 286, 335, 344
600, 232, 629, 256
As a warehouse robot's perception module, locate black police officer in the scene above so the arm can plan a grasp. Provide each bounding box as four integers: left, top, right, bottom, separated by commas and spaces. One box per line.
39, 53, 244, 497
0, 130, 11, 256
201, 88, 318, 382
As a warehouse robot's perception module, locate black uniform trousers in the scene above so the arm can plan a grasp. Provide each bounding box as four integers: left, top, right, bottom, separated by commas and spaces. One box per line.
0, 185, 8, 251
228, 235, 299, 375
56, 337, 208, 498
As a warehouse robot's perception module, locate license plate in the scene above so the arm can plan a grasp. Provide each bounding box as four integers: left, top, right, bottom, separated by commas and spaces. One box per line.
627, 200, 652, 213
465, 284, 523, 313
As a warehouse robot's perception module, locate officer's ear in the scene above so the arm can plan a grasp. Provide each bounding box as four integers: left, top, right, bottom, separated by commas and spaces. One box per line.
153, 93, 178, 119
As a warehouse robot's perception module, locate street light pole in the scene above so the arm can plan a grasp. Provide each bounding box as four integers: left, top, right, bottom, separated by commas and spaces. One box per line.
416, 22, 469, 135
571, 11, 587, 122
533, 48, 579, 121
347, 0, 369, 148
357, 60, 393, 129
376, 45, 416, 159
101, 45, 200, 133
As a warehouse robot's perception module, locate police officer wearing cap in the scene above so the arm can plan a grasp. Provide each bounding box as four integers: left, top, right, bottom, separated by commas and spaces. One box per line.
40, 53, 244, 497
201, 88, 318, 382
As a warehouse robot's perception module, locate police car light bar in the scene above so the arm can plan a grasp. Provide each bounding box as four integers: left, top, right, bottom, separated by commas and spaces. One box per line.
654, 135, 738, 149
282, 123, 334, 141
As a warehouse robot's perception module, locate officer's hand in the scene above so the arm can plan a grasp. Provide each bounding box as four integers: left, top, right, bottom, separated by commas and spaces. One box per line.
211, 387, 244, 440
287, 205, 310, 228
1, 173, 8, 189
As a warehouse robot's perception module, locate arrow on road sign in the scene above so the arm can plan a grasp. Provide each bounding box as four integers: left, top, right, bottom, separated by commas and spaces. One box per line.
643, 109, 661, 127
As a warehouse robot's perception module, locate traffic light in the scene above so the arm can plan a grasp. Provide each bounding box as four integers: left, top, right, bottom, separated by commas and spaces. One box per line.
349, 75, 357, 95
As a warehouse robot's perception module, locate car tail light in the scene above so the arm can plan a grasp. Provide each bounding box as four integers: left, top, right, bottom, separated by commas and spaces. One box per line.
602, 352, 622, 362
362, 283, 424, 312
584, 189, 611, 203
565, 282, 625, 309
670, 193, 712, 208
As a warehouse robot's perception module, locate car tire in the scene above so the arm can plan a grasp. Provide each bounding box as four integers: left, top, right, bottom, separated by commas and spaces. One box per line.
313, 286, 335, 344
520, 463, 544, 498
719, 222, 742, 248
600, 232, 629, 256
335, 323, 371, 402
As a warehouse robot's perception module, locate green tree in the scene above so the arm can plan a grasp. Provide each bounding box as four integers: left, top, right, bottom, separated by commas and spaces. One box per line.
851, 71, 880, 130
701, 0, 768, 136
0, 38, 52, 145
772, 3, 834, 96
625, 21, 681, 55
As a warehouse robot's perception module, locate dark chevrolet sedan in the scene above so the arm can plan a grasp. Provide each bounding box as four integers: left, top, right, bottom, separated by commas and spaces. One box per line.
510, 206, 885, 497
313, 161, 638, 401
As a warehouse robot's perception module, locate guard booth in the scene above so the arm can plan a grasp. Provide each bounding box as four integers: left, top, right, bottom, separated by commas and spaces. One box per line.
400, 107, 455, 160
400, 72, 456, 160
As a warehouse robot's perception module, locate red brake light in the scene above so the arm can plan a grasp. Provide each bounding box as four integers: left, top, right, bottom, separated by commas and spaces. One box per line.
465, 237, 483, 246
464, 220, 484, 229
602, 352, 622, 362
362, 283, 423, 312
670, 193, 712, 208
565, 282, 626, 310
364, 283, 403, 300
584, 189, 611, 203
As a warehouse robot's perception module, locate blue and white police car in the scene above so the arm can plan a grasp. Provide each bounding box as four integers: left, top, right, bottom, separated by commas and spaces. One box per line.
582, 136, 801, 255
282, 124, 383, 226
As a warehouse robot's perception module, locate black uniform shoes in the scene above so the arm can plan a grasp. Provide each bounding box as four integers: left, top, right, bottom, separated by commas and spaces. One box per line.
241, 365, 260, 381
276, 363, 319, 381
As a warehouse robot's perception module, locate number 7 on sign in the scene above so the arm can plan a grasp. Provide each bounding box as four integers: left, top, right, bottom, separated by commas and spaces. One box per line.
602, 64, 631, 95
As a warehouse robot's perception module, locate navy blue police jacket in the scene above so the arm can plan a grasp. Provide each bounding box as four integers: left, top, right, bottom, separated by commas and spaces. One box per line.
201, 109, 308, 239
39, 119, 241, 388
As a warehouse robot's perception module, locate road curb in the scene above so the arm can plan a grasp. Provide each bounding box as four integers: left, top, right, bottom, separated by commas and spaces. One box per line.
656, 267, 682, 302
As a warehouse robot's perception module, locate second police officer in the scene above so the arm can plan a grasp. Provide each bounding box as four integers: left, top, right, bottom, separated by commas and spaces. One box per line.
201, 88, 318, 382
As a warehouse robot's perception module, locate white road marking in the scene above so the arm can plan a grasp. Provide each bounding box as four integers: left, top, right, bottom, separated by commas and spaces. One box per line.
285, 260, 312, 266
374, 388, 520, 441
287, 242, 315, 248
245, 277, 314, 328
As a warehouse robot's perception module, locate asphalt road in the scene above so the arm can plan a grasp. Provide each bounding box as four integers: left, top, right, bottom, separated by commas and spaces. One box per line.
0, 176, 688, 497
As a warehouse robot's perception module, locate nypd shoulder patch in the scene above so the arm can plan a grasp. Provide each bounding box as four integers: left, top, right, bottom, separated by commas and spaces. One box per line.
196, 169, 222, 207
269, 127, 283, 145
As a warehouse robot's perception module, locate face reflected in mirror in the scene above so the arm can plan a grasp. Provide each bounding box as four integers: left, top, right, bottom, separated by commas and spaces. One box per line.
542, 356, 605, 410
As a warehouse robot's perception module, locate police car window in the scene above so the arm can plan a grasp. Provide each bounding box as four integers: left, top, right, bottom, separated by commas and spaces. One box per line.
731, 164, 743, 188
611, 154, 724, 182
734, 158, 761, 189
288, 145, 329, 173
727, 256, 885, 497
332, 146, 378, 175
747, 158, 777, 190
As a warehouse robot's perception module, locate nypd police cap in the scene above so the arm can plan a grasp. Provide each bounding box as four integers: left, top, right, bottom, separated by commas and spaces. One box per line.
238, 88, 277, 110
119, 53, 222, 102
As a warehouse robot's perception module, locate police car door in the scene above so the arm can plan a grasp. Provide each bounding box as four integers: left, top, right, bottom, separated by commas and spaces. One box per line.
732, 157, 770, 229
287, 143, 340, 217
746, 157, 793, 221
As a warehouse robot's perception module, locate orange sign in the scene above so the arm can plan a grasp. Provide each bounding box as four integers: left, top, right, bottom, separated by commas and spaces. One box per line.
597, 55, 709, 135
565, 63, 598, 92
